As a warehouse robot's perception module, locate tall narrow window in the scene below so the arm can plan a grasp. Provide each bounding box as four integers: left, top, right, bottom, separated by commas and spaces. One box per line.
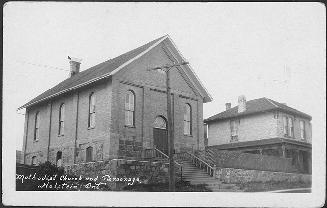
56, 151, 62, 167
31, 156, 37, 166
283, 116, 288, 136
34, 112, 40, 141
58, 104, 65, 135
300, 120, 306, 140
88, 93, 96, 128
288, 117, 294, 137
86, 146, 93, 162
125, 90, 135, 126
230, 120, 238, 142
184, 104, 192, 135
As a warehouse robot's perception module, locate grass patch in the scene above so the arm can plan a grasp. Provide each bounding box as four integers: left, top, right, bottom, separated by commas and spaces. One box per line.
123, 180, 212, 192
238, 181, 311, 192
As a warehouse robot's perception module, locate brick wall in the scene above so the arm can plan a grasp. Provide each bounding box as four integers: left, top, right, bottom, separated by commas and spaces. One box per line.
111, 41, 205, 156
24, 79, 112, 166
23, 40, 207, 165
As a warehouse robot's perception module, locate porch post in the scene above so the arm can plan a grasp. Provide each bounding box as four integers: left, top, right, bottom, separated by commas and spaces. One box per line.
282, 144, 286, 158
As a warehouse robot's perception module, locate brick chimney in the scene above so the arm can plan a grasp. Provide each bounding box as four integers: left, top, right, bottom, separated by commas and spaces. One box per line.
225, 103, 231, 110
238, 95, 246, 113
68, 56, 82, 77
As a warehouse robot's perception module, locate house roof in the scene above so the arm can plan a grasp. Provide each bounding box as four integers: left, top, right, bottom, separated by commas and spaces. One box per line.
204, 97, 312, 123
19, 35, 212, 109
207, 137, 312, 149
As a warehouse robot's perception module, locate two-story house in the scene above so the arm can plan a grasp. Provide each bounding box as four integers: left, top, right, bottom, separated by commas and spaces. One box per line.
19, 35, 212, 167
204, 96, 312, 174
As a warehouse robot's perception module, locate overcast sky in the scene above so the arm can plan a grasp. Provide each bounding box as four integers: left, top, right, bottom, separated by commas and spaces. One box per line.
3, 2, 325, 151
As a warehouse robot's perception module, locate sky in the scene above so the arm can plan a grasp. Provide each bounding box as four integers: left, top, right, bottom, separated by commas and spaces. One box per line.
3, 2, 325, 152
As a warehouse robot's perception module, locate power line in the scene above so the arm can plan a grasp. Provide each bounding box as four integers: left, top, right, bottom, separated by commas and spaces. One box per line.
16, 60, 69, 72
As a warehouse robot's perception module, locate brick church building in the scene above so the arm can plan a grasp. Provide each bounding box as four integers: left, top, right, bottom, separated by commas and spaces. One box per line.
19, 35, 212, 166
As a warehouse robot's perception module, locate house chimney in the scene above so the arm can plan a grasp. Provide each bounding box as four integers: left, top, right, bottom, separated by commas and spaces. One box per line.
238, 95, 246, 113
225, 103, 231, 110
68, 56, 82, 77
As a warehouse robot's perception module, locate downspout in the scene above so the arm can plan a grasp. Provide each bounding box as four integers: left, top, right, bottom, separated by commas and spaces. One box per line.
23, 110, 29, 164
47, 101, 53, 161
141, 86, 144, 157
73, 91, 80, 164
197, 99, 200, 151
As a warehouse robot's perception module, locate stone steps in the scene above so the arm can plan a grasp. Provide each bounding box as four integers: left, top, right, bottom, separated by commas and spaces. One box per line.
180, 159, 242, 192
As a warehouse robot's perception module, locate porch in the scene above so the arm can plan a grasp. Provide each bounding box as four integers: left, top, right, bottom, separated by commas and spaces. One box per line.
207, 138, 312, 174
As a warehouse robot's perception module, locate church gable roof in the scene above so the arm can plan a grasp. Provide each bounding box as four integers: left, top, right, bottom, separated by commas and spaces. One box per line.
19, 35, 212, 109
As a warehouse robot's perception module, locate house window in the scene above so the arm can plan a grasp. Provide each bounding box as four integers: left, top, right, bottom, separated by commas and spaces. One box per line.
300, 120, 306, 140
283, 116, 294, 137
184, 104, 192, 135
34, 112, 40, 141
288, 117, 294, 137
230, 120, 238, 142
56, 151, 62, 167
88, 93, 96, 128
58, 103, 65, 135
283, 116, 288, 136
125, 90, 135, 126
31, 156, 37, 166
274, 111, 279, 119
86, 146, 93, 162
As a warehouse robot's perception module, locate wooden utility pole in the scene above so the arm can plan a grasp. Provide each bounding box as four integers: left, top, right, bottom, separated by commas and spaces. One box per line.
148, 61, 189, 192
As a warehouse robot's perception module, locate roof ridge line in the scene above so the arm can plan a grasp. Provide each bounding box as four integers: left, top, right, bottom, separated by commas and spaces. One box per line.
264, 97, 279, 108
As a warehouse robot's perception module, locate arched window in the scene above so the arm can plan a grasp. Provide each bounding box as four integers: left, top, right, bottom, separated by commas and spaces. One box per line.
86, 146, 93, 162
34, 112, 40, 141
58, 104, 65, 135
153, 116, 167, 129
56, 151, 62, 167
125, 90, 135, 126
184, 104, 192, 135
31, 156, 37, 166
88, 93, 96, 128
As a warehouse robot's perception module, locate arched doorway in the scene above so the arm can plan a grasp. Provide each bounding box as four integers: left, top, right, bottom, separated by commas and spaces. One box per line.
153, 116, 168, 154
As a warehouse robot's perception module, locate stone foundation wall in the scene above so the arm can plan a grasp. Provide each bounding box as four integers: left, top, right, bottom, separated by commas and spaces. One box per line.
64, 159, 180, 190
214, 167, 311, 184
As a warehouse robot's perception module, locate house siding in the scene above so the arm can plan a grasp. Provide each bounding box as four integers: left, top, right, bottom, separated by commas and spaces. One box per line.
277, 112, 312, 143
208, 112, 278, 146
208, 111, 312, 146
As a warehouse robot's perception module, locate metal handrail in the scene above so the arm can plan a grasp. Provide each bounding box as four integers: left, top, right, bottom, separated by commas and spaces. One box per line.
153, 148, 183, 181
154, 148, 181, 167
